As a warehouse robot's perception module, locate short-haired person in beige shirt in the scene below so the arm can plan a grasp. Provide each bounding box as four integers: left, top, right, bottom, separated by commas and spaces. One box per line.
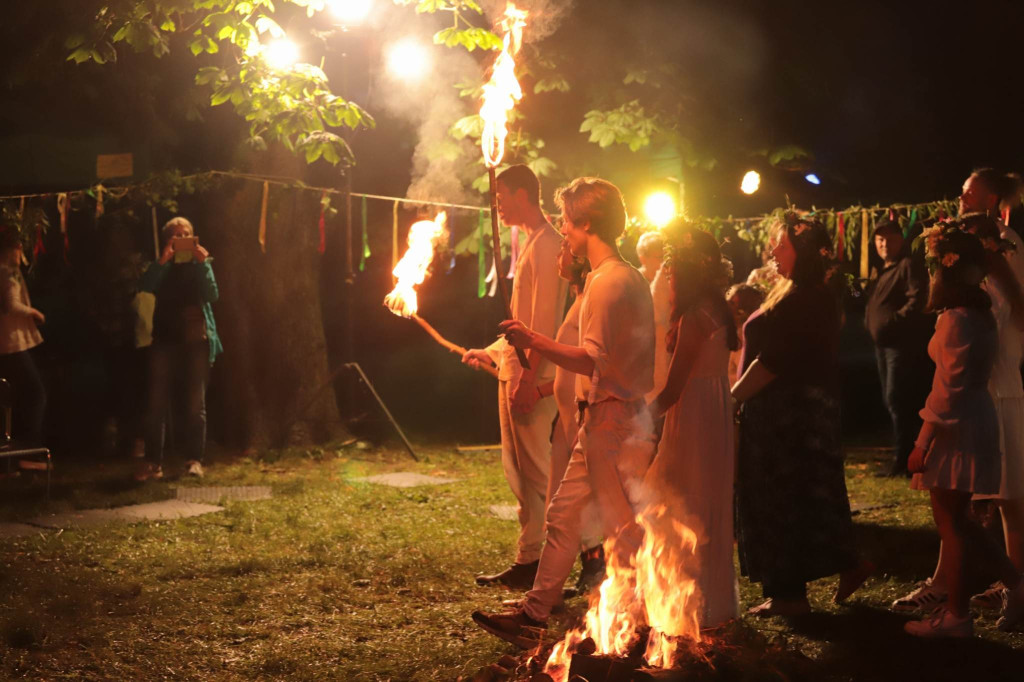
473, 177, 656, 646
462, 165, 568, 591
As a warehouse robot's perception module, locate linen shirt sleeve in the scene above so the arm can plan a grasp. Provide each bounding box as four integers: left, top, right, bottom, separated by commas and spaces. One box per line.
579, 275, 621, 380
526, 234, 565, 340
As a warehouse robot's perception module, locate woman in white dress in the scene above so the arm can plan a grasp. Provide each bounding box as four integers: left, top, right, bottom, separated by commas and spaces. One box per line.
645, 224, 740, 627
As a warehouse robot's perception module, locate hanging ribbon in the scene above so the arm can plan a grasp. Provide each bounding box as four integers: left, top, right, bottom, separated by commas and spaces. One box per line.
836, 212, 845, 262
905, 207, 918, 238
889, 208, 896, 222
359, 195, 370, 272
485, 261, 498, 297
95, 185, 104, 219
317, 192, 327, 255
151, 207, 159, 259
57, 193, 70, 262
507, 225, 519, 279
392, 200, 399, 285
258, 181, 269, 253
33, 223, 46, 261
477, 210, 487, 298
859, 210, 870, 279
1003, 205, 1011, 227
19, 196, 28, 266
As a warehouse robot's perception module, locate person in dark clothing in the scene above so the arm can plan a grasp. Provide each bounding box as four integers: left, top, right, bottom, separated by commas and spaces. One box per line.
136, 217, 222, 481
865, 219, 934, 476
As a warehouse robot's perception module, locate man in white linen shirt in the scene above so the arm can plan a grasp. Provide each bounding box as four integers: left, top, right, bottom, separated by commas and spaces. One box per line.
472, 177, 656, 647
462, 164, 567, 590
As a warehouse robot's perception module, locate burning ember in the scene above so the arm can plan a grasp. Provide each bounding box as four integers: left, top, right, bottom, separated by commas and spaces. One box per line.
480, 2, 527, 168
544, 504, 702, 682
384, 211, 448, 318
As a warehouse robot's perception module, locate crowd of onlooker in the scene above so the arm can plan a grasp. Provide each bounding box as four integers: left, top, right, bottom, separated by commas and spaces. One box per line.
0, 216, 221, 481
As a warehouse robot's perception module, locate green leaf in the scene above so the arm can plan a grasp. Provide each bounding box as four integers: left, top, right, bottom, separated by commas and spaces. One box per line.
255, 15, 284, 37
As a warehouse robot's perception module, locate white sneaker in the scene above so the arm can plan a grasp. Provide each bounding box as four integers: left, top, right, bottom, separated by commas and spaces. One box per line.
891, 578, 948, 613
997, 580, 1024, 632
904, 607, 973, 638
970, 581, 1006, 611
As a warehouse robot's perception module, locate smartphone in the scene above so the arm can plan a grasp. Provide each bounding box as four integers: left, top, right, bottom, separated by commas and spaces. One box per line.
171, 236, 198, 251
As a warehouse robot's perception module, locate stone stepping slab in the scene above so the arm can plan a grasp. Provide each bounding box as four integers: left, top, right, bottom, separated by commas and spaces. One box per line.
351, 472, 459, 488
26, 500, 224, 530
488, 504, 518, 521
175, 486, 272, 503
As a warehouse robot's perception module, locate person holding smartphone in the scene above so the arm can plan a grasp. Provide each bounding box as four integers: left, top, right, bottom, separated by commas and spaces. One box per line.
135, 217, 222, 480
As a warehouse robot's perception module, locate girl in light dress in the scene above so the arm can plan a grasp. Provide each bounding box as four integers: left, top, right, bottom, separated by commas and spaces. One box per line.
903, 223, 1024, 637
645, 223, 739, 627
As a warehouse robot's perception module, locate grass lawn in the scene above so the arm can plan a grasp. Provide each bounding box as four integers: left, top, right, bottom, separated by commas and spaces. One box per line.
2, 443, 1024, 681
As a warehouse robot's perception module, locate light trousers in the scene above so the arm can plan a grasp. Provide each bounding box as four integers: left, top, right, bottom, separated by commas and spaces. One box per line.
498, 379, 559, 564
525, 399, 655, 621
549, 414, 604, 552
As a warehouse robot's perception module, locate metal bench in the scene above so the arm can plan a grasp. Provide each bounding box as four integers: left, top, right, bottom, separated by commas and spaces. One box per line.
0, 378, 51, 497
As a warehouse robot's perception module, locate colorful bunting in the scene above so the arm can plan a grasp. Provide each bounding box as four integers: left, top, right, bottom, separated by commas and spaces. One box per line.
258, 181, 269, 253
477, 210, 486, 298
359, 195, 370, 272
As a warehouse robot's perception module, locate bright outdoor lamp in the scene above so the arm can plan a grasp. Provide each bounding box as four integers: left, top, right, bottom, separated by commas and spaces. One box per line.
386, 39, 431, 83
740, 170, 761, 195
643, 192, 676, 228
805, 173, 821, 185
264, 39, 299, 70
328, 0, 372, 26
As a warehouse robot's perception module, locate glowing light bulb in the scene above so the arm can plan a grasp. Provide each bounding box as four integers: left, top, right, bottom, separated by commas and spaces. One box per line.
805, 173, 821, 185
386, 38, 431, 83
643, 192, 676, 228
740, 170, 761, 195
328, 0, 373, 25
264, 39, 299, 70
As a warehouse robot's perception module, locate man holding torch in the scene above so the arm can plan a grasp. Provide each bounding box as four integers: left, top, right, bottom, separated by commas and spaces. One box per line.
463, 164, 567, 590
473, 176, 657, 645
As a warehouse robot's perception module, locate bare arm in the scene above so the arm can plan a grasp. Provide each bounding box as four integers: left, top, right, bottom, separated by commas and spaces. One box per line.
649, 314, 709, 418
499, 319, 595, 376
731, 358, 777, 403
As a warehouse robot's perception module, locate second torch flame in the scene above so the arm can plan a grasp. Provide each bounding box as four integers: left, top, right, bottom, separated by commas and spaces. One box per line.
384, 212, 448, 318
480, 2, 527, 168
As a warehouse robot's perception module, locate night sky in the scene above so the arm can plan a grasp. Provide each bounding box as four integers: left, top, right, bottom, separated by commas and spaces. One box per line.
1, 0, 1022, 217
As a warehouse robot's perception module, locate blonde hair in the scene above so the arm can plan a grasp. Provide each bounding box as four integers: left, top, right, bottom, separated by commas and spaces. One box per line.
161, 217, 194, 241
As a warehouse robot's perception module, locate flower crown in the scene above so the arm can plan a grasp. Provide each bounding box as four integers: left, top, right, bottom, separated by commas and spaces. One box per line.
914, 218, 1007, 273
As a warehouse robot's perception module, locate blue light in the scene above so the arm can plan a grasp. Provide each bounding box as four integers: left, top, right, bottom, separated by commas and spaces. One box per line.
805, 173, 821, 185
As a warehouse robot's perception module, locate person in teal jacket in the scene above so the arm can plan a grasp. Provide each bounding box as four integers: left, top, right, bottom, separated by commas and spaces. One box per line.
136, 217, 222, 480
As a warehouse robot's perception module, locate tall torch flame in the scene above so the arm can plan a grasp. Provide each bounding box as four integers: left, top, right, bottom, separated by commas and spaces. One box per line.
481, 2, 527, 168
384, 212, 448, 318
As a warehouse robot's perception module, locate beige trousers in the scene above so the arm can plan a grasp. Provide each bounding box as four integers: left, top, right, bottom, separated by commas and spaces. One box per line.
498, 379, 558, 564
524, 399, 655, 621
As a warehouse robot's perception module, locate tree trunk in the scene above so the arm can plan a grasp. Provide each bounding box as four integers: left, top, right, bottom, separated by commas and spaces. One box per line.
195, 149, 343, 449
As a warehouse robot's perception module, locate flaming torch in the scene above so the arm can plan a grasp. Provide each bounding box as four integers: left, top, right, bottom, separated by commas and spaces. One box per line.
384, 212, 498, 378
480, 1, 530, 370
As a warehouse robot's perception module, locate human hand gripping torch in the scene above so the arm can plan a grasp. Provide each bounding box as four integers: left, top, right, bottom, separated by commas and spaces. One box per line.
481, 2, 531, 370
384, 212, 498, 378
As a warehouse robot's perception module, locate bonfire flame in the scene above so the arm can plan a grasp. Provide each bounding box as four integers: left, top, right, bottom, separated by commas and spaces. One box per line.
544, 504, 701, 681
480, 2, 527, 168
384, 212, 448, 318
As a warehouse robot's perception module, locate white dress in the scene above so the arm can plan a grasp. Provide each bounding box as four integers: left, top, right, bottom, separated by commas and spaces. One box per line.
975, 277, 1024, 500
643, 312, 738, 627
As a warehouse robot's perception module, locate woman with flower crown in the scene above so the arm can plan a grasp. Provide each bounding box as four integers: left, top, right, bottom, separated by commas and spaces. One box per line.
645, 222, 740, 627
900, 222, 1024, 637
731, 213, 872, 617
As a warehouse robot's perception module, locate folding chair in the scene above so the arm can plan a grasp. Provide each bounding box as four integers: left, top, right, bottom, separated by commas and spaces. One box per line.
0, 377, 52, 497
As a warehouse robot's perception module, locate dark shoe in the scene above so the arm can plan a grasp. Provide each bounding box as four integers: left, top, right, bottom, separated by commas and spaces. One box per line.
564, 545, 606, 599
471, 608, 547, 649
475, 560, 539, 590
